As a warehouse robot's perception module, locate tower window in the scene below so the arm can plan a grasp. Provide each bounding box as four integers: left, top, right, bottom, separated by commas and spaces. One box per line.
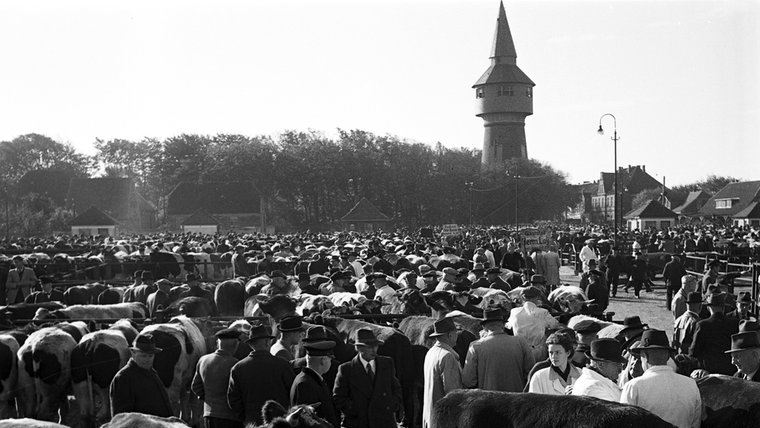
526, 87, 532, 98
497, 86, 513, 96
476, 88, 484, 99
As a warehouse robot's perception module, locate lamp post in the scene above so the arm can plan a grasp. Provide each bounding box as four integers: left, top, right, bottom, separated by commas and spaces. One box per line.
505, 171, 519, 234
465, 181, 474, 226
598, 114, 619, 237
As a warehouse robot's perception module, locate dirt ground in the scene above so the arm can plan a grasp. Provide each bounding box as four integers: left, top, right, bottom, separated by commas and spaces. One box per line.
559, 265, 675, 336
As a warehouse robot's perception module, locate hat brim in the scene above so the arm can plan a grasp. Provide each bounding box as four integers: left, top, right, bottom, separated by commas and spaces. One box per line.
585, 352, 626, 364
619, 324, 648, 334
353, 339, 384, 346
629, 344, 675, 354
725, 345, 760, 354
279, 326, 305, 332
130, 346, 162, 354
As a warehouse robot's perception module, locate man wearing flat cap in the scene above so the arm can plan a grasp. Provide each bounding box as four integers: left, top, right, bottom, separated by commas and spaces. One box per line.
689, 292, 740, 375
422, 318, 462, 428
434, 267, 459, 292
290, 326, 339, 427
227, 325, 295, 426
621, 330, 702, 428
727, 331, 760, 381
192, 328, 243, 428
463, 308, 535, 392
333, 328, 403, 428
110, 334, 174, 418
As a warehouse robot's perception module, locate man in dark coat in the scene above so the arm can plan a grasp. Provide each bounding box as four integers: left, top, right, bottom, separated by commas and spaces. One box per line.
227, 325, 295, 426
126, 271, 156, 304
179, 274, 214, 302
290, 326, 339, 427
486, 267, 512, 292
689, 293, 740, 375
662, 254, 687, 310
333, 328, 403, 428
192, 328, 242, 428
25, 277, 64, 303
110, 334, 174, 418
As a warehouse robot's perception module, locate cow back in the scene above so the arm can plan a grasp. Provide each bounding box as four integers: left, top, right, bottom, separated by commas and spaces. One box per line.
100, 412, 189, 428
697, 374, 760, 427
433, 390, 673, 428
0, 334, 19, 417
214, 280, 245, 316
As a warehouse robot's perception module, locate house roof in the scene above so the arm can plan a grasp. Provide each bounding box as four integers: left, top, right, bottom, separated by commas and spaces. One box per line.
597, 166, 663, 196
698, 181, 760, 217
624, 199, 677, 219
181, 209, 220, 226
673, 190, 711, 215
18, 169, 75, 205
67, 178, 135, 218
71, 206, 118, 226
341, 198, 391, 222
167, 181, 261, 215
734, 202, 760, 219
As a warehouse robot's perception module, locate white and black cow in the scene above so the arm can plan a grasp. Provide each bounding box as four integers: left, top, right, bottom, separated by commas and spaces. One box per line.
139, 315, 207, 427
99, 412, 189, 428
0, 334, 20, 418
17, 326, 79, 422
432, 390, 673, 428
35, 303, 147, 322
0, 419, 68, 428
70, 330, 131, 428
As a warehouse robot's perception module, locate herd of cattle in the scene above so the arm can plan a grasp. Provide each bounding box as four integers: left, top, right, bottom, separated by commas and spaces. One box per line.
0, 243, 758, 427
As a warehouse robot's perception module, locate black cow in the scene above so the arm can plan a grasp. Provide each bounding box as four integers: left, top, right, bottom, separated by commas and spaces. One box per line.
432, 390, 673, 428
697, 374, 760, 428
0, 302, 66, 327
63, 283, 109, 306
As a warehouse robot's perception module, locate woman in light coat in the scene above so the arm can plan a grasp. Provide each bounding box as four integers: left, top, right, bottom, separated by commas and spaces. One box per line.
528, 332, 582, 395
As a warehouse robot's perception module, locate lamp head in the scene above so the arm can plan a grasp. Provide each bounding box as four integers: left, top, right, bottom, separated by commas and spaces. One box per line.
597, 125, 604, 135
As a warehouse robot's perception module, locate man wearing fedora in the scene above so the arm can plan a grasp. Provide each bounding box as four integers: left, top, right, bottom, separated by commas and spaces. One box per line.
726, 331, 760, 381
672, 275, 699, 320
296, 272, 321, 295
227, 325, 295, 426
486, 267, 513, 293
422, 318, 463, 428
689, 292, 740, 375
619, 316, 649, 349
333, 328, 403, 428
125, 271, 156, 304
571, 338, 626, 402
192, 328, 243, 428
621, 330, 702, 428
463, 308, 535, 392
672, 292, 703, 354
434, 267, 459, 292
728, 291, 758, 322
110, 334, 174, 418
271, 314, 305, 362
291, 326, 339, 427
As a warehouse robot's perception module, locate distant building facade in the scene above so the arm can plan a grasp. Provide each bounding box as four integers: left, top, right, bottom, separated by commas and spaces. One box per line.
70, 206, 119, 237
475, 1, 534, 170
166, 181, 263, 232
66, 177, 156, 233
590, 165, 664, 224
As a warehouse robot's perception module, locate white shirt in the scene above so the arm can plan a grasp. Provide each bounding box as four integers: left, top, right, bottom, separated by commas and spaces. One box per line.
572, 367, 621, 402
578, 245, 598, 267
528, 365, 581, 395
507, 302, 559, 353
620, 365, 701, 428
358, 354, 376, 374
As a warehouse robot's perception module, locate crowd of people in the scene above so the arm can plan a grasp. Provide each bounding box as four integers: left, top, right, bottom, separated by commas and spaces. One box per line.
2, 223, 759, 428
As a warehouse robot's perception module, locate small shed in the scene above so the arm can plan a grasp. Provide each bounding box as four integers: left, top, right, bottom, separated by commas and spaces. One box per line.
340, 198, 391, 232
182, 209, 220, 234
70, 206, 118, 237
733, 202, 760, 227
624, 200, 677, 231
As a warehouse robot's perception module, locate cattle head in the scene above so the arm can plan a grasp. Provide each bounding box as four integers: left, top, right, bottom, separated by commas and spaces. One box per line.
351, 299, 384, 315
287, 404, 333, 428
394, 288, 430, 316
424, 291, 456, 313
479, 290, 512, 312
258, 295, 298, 322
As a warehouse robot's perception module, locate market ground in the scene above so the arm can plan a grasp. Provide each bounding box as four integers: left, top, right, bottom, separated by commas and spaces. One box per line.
560, 265, 676, 336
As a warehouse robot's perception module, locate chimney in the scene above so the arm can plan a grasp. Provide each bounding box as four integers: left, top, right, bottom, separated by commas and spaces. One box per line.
642, 165, 646, 172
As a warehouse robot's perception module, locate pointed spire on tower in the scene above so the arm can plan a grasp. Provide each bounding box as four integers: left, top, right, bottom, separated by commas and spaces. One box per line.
490, 1, 517, 62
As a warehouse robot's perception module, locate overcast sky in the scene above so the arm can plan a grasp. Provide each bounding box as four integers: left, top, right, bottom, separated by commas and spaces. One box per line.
1, 0, 757, 186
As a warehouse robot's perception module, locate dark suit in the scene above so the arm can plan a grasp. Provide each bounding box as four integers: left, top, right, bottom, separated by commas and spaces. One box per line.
227, 350, 295, 425
110, 360, 174, 418
689, 312, 740, 375
333, 355, 403, 428
290, 367, 338, 427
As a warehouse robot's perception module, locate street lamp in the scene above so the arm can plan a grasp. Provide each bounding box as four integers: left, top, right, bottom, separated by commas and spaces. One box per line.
465, 181, 474, 226
505, 171, 519, 234
598, 114, 620, 237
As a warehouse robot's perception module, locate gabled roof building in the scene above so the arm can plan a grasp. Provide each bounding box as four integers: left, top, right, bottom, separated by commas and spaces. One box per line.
66, 177, 156, 233
341, 198, 391, 232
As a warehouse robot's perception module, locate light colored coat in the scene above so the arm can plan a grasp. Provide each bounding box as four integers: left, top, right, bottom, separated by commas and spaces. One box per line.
507, 302, 559, 360
672, 310, 700, 354
462, 331, 534, 392
422, 342, 462, 428
528, 364, 581, 395
542, 251, 561, 286
620, 365, 702, 428
571, 367, 621, 402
